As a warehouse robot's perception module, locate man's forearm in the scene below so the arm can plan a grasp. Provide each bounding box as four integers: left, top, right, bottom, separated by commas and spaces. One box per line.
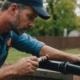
0, 65, 16, 80
39, 45, 80, 63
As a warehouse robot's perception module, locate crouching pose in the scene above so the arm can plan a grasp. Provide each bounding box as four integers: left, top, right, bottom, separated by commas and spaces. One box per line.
0, 0, 80, 80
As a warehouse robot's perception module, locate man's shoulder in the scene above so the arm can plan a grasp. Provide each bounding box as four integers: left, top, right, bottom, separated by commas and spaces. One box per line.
11, 31, 30, 38
10, 31, 33, 41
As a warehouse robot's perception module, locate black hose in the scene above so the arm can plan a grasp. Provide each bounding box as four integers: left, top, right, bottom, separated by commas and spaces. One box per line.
39, 60, 80, 75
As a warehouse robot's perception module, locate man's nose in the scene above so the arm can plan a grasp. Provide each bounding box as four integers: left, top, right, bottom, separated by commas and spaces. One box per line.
28, 21, 34, 28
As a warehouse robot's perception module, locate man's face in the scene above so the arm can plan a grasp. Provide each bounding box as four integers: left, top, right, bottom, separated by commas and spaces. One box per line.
9, 7, 38, 35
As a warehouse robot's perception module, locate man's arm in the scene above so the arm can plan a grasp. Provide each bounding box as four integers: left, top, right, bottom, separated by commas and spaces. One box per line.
39, 45, 80, 63
11, 32, 80, 62
0, 65, 16, 80
0, 56, 39, 80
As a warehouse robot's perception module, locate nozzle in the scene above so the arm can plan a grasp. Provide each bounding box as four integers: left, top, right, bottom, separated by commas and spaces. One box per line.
38, 54, 49, 62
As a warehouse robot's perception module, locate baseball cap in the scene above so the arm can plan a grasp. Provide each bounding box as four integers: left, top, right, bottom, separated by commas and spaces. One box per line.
8, 0, 50, 19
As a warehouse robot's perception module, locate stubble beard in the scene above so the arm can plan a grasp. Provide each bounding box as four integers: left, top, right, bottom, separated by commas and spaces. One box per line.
9, 10, 30, 36
9, 22, 22, 36
9, 11, 29, 36
9, 12, 22, 35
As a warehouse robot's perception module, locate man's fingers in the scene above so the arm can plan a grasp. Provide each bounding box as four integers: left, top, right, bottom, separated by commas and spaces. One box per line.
31, 65, 38, 70
14, 56, 39, 76
31, 60, 39, 67
26, 56, 39, 67
29, 56, 38, 61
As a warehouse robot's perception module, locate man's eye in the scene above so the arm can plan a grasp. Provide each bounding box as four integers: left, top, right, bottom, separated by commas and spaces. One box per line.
28, 15, 34, 20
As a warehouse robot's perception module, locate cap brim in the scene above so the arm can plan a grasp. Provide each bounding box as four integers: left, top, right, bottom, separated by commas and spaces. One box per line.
32, 6, 50, 19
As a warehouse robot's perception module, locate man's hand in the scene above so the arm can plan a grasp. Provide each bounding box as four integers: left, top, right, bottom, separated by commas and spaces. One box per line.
13, 56, 39, 76
0, 56, 39, 80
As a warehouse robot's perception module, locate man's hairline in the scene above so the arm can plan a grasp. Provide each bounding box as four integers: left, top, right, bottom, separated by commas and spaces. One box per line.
11, 3, 30, 11
0, 0, 30, 11
0, 1, 39, 18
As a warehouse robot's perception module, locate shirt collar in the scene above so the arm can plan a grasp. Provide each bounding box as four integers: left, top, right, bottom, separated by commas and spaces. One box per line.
0, 32, 11, 41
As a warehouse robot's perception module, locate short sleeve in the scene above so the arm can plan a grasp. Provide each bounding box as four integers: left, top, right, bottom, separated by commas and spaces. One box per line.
11, 31, 45, 57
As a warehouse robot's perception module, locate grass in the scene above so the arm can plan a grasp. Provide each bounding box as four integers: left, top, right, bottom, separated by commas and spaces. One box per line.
6, 48, 32, 64
62, 48, 80, 54
5, 48, 80, 64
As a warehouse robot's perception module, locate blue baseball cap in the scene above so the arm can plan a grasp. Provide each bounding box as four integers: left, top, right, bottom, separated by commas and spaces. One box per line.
8, 0, 50, 19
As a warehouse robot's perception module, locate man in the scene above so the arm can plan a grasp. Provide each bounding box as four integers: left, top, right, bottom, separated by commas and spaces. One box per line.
0, 0, 80, 80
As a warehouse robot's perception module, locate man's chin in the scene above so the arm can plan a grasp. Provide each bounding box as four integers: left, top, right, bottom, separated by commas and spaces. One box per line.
17, 32, 23, 36
12, 28, 26, 36
12, 30, 22, 36
17, 31, 25, 36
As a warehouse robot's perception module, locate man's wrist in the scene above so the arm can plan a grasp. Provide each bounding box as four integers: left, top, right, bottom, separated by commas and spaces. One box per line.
0, 65, 17, 80
8, 65, 17, 76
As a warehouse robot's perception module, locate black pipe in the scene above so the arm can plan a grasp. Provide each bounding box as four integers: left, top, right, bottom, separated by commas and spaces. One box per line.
39, 57, 80, 75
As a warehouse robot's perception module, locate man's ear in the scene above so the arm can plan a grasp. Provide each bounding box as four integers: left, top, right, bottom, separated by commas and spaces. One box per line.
7, 3, 19, 16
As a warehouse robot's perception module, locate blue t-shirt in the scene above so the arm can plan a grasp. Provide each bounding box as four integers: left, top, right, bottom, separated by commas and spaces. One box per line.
0, 31, 45, 67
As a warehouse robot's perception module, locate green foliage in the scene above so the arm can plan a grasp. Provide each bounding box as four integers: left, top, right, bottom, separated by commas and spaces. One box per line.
0, 0, 4, 7
75, 16, 80, 32
27, 0, 79, 36
46, 0, 77, 36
